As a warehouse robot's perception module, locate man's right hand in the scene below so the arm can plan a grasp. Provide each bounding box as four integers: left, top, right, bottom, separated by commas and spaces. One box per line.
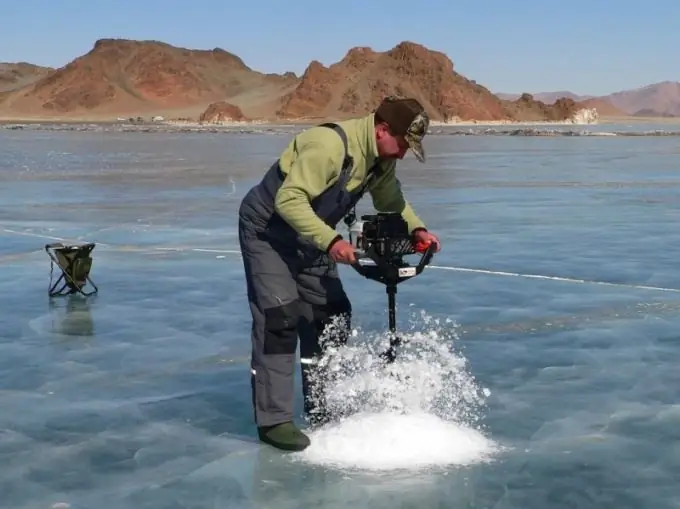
328, 239, 357, 265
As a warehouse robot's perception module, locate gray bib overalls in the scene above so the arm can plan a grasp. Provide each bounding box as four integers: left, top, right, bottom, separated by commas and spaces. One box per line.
238, 123, 380, 427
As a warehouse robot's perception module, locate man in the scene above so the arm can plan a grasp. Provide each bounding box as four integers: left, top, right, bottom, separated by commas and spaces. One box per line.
237, 96, 441, 452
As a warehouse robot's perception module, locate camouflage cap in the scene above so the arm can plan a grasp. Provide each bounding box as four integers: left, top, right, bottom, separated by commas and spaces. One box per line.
375, 96, 430, 163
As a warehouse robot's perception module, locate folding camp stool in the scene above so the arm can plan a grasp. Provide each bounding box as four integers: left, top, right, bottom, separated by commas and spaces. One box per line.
45, 242, 99, 297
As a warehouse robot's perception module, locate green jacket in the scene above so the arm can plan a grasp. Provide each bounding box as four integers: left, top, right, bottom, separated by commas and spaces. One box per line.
275, 113, 426, 251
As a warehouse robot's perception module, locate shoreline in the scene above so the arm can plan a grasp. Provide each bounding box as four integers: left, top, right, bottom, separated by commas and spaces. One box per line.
1, 114, 679, 127
431, 116, 680, 126
3, 120, 680, 138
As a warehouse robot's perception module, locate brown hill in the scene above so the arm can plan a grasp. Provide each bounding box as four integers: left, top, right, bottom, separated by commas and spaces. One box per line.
275, 42, 580, 122
0, 38, 597, 122
604, 81, 680, 117
0, 62, 53, 93
0, 38, 298, 119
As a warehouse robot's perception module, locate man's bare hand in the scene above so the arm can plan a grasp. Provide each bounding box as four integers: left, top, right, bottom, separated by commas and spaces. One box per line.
328, 239, 357, 265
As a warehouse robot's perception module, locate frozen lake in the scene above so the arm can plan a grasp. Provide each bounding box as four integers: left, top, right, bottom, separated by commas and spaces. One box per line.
1, 124, 680, 508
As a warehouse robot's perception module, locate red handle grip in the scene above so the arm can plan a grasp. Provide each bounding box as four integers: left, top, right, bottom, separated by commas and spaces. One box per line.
413, 240, 431, 253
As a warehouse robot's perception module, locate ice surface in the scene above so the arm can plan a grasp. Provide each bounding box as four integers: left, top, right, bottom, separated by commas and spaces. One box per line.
1, 127, 680, 508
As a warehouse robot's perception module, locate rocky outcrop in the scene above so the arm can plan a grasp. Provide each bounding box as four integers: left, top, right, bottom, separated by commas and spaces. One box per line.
199, 101, 246, 123
563, 108, 598, 124
501, 93, 579, 121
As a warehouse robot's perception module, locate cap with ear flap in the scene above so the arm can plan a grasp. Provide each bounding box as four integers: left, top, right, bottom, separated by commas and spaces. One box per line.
375, 96, 430, 163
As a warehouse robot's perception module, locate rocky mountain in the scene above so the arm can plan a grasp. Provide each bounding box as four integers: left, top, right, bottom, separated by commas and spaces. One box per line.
0, 38, 611, 122
0, 39, 298, 119
276, 42, 523, 121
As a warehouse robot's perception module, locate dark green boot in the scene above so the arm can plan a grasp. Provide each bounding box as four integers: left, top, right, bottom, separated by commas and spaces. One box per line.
258, 422, 311, 452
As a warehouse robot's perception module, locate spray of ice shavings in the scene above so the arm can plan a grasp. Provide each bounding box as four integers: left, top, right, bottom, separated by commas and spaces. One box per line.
295, 311, 501, 471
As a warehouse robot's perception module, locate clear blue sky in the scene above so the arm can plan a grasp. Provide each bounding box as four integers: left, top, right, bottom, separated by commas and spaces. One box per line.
2, 0, 677, 96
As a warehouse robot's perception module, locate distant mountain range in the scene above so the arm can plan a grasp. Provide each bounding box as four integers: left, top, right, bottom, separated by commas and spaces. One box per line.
0, 39, 677, 121
497, 81, 680, 117
0, 38, 614, 122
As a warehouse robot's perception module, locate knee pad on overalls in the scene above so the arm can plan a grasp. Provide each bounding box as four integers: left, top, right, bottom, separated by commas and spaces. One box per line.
262, 300, 300, 355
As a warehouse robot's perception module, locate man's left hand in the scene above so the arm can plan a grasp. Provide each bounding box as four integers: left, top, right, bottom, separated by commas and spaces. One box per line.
413, 229, 441, 253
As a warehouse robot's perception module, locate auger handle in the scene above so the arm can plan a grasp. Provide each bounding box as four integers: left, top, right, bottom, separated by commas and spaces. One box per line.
350, 240, 437, 284
414, 241, 437, 275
